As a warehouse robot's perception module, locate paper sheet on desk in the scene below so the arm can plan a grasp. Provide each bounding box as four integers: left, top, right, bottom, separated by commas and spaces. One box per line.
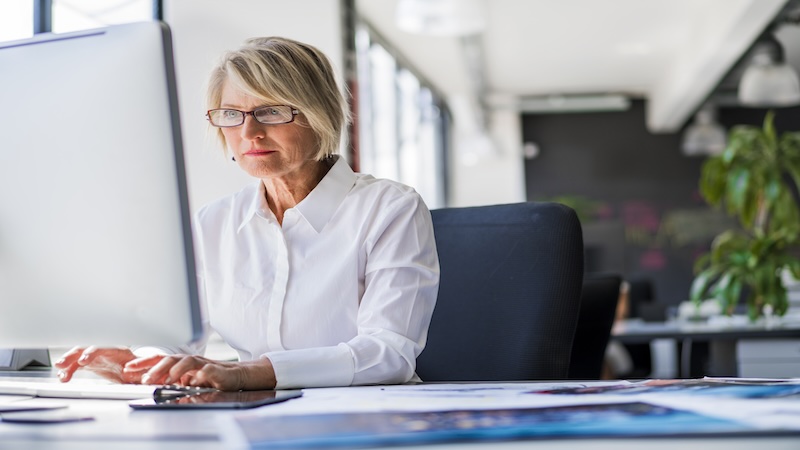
221, 398, 754, 448
218, 380, 800, 448
526, 377, 800, 399
526, 377, 800, 431
233, 382, 635, 416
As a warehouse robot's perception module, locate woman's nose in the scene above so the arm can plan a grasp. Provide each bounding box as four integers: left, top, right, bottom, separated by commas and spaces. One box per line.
240, 114, 266, 140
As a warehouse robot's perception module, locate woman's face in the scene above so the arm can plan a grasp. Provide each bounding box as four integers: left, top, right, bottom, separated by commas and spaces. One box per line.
219, 80, 320, 182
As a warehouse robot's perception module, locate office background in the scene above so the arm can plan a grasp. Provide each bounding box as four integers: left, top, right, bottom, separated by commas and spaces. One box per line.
2, 0, 799, 315
524, 101, 800, 309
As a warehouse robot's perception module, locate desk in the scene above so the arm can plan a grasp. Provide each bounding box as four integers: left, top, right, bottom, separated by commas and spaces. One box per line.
612, 318, 800, 378
2, 380, 800, 449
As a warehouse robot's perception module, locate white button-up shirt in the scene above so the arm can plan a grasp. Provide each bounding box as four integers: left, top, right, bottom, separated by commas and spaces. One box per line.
190, 156, 439, 389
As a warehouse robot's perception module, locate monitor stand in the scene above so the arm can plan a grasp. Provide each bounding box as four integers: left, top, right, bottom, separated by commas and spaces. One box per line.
0, 349, 51, 371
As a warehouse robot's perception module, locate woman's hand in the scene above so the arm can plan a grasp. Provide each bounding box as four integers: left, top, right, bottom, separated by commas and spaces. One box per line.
54, 346, 148, 384
128, 355, 277, 391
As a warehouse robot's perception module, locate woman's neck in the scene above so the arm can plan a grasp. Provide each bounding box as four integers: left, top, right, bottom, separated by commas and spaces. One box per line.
262, 158, 334, 224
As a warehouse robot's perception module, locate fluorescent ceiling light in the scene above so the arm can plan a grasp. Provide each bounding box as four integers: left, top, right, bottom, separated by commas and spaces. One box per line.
681, 104, 726, 156
395, 0, 486, 36
738, 36, 800, 107
517, 94, 631, 113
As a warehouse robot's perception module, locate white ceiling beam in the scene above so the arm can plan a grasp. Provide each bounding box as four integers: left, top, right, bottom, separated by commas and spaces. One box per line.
646, 0, 788, 133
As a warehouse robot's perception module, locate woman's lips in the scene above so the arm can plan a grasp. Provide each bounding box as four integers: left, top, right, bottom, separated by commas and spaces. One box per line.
244, 149, 275, 156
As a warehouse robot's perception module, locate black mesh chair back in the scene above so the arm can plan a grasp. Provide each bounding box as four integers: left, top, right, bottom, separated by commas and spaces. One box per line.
416, 202, 584, 381
567, 273, 622, 380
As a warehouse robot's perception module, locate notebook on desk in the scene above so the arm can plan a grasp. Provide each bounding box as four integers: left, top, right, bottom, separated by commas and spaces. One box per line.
0, 378, 205, 400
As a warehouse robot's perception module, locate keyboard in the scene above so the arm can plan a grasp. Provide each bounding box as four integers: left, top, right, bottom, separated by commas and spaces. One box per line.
0, 378, 170, 400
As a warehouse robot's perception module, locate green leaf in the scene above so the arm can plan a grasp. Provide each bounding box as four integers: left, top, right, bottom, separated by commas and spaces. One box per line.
773, 282, 789, 316
725, 168, 751, 224
693, 252, 711, 274
762, 110, 777, 151
710, 230, 745, 265
763, 174, 782, 205
728, 250, 750, 267
747, 294, 760, 321
727, 278, 744, 315
724, 126, 759, 164
690, 268, 719, 303
770, 189, 800, 235
788, 259, 800, 279
699, 157, 727, 206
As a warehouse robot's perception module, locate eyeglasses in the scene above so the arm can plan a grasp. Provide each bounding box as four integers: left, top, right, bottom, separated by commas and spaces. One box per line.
206, 105, 299, 127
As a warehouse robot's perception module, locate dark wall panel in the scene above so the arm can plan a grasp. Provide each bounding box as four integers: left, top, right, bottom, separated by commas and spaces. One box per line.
523, 100, 800, 312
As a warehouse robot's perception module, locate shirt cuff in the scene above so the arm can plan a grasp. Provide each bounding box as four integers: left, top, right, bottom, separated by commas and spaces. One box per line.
265, 343, 354, 389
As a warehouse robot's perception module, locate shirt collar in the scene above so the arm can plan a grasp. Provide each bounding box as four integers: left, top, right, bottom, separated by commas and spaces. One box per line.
237, 183, 265, 233
295, 156, 356, 233
237, 155, 356, 234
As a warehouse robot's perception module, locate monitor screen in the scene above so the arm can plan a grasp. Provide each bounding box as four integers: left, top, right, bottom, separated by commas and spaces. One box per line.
0, 22, 203, 348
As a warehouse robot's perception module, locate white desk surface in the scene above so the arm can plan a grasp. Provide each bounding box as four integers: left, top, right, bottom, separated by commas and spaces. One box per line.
2, 395, 799, 450
2, 381, 800, 449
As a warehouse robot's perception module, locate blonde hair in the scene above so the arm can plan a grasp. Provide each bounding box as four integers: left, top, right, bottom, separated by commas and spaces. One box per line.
206, 37, 350, 160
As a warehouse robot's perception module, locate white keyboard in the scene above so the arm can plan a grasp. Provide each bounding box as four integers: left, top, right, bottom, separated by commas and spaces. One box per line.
0, 378, 163, 400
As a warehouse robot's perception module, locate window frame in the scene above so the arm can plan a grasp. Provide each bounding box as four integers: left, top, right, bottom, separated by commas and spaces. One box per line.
32, 0, 161, 34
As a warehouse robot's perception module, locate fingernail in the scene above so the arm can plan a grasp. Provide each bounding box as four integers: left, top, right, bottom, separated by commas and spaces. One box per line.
141, 375, 151, 384
57, 370, 66, 380
163, 376, 172, 385
55, 359, 64, 366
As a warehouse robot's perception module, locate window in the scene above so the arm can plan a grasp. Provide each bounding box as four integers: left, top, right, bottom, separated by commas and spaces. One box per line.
0, 0, 34, 42
52, 0, 154, 33
1, 0, 157, 41
355, 22, 449, 209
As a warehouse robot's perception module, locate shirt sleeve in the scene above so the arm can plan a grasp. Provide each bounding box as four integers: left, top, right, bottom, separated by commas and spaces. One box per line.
266, 191, 439, 389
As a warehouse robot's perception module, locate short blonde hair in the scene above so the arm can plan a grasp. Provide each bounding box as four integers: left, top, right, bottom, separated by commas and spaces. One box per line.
206, 37, 350, 160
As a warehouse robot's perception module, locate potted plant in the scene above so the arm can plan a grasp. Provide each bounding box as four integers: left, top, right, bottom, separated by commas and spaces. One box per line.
690, 111, 800, 321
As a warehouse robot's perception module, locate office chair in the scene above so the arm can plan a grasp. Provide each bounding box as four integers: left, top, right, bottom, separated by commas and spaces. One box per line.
567, 273, 622, 380
416, 202, 584, 381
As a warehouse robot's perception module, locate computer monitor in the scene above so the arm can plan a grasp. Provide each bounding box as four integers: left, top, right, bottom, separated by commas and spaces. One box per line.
0, 22, 203, 348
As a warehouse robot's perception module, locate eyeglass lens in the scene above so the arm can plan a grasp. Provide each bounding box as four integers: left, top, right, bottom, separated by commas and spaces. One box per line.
208, 105, 295, 127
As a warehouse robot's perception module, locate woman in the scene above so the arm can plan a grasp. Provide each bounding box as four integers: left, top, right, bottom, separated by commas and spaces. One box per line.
55, 37, 439, 390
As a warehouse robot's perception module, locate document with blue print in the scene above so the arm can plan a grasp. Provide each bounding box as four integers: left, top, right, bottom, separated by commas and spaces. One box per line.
219, 380, 800, 448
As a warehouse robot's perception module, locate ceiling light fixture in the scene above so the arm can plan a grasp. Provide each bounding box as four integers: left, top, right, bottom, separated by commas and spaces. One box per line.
516, 94, 631, 114
738, 34, 800, 107
681, 103, 726, 156
395, 0, 486, 36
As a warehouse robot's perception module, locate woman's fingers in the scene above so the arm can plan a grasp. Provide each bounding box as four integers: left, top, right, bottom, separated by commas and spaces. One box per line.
55, 347, 87, 382
75, 345, 101, 366
54, 347, 138, 384
140, 354, 194, 385
53, 346, 85, 368
138, 357, 275, 391
124, 355, 164, 372
139, 355, 237, 390
56, 362, 80, 382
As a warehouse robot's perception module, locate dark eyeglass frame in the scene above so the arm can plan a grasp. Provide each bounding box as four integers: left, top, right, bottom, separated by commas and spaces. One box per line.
205, 105, 300, 127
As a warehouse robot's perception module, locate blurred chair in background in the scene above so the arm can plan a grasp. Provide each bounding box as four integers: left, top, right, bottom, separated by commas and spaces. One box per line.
568, 273, 622, 380
624, 277, 660, 377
